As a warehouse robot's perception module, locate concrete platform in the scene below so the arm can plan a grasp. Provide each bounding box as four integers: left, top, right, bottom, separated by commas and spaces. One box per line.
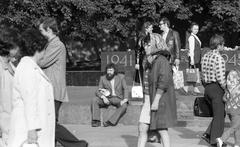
61, 124, 236, 147
59, 86, 230, 127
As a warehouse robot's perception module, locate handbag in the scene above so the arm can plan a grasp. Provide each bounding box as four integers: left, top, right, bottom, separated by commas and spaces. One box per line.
131, 69, 143, 99
186, 66, 199, 83
20, 140, 39, 147
172, 65, 184, 89
193, 97, 213, 117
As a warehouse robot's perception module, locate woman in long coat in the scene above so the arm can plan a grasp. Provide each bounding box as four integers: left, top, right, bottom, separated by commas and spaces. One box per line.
148, 50, 177, 147
7, 29, 55, 147
0, 40, 15, 147
137, 22, 168, 147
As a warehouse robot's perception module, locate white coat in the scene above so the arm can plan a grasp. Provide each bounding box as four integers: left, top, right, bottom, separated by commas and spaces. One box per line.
7, 57, 55, 147
0, 57, 14, 146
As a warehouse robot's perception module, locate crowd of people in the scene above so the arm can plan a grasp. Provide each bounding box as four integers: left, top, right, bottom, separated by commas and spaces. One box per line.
91, 18, 240, 147
0, 17, 88, 147
0, 15, 240, 147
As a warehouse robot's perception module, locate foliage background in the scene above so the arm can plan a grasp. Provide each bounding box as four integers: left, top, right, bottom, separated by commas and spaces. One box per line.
1, 0, 240, 68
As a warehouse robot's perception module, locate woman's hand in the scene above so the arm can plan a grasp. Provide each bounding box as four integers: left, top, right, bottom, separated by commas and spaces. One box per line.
175, 59, 180, 66
190, 59, 194, 66
27, 129, 38, 144
151, 100, 159, 111
135, 64, 140, 70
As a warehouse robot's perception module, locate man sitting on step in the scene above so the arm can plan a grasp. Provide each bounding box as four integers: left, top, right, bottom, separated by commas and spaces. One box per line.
91, 63, 128, 127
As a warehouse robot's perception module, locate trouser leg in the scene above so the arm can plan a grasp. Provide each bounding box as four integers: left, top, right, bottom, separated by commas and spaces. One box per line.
221, 114, 240, 145
205, 83, 225, 144
55, 100, 88, 147
55, 100, 62, 123
108, 97, 128, 125
91, 97, 106, 121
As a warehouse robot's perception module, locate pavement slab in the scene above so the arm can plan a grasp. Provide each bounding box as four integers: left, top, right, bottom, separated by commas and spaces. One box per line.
61, 124, 235, 147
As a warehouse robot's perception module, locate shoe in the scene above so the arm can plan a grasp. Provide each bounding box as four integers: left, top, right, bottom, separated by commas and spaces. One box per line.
216, 138, 223, 147
201, 133, 210, 144
91, 120, 101, 127
103, 121, 114, 127
222, 143, 227, 147
211, 142, 227, 147
147, 131, 161, 143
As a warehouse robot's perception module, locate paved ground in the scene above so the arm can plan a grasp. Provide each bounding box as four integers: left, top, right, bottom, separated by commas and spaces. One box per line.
62, 124, 235, 147
55, 87, 234, 147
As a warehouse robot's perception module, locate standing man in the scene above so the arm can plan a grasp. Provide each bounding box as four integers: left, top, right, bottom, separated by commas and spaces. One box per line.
38, 17, 88, 147
201, 34, 226, 147
91, 63, 128, 127
159, 17, 181, 66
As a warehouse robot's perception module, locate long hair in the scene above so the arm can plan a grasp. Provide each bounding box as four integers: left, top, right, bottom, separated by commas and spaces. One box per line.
105, 63, 118, 75
141, 33, 151, 48
21, 28, 48, 56
0, 26, 21, 57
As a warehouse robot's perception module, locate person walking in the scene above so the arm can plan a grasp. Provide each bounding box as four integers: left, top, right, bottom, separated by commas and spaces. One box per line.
148, 48, 177, 147
7, 28, 55, 147
201, 34, 226, 147
137, 22, 168, 147
0, 26, 19, 147
138, 32, 167, 147
38, 17, 88, 147
216, 69, 240, 147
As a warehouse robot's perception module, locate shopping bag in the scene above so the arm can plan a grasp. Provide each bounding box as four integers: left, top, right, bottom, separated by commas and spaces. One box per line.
172, 66, 184, 89
98, 88, 111, 97
131, 69, 143, 99
193, 97, 213, 117
21, 140, 39, 147
186, 67, 199, 83
131, 86, 143, 98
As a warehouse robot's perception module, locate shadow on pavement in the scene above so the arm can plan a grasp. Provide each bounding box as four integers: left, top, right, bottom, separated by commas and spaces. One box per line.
172, 127, 209, 146
121, 135, 156, 147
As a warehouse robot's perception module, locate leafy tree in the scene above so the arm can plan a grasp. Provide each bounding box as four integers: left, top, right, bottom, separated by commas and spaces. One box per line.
1, 0, 240, 50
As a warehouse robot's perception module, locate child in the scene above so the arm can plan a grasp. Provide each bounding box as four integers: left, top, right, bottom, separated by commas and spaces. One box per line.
216, 69, 240, 147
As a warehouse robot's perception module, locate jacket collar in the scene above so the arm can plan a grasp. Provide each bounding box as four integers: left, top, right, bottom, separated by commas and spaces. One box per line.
23, 57, 51, 82
0, 56, 15, 76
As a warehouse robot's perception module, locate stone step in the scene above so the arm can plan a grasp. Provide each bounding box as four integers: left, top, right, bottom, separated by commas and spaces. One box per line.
59, 86, 230, 127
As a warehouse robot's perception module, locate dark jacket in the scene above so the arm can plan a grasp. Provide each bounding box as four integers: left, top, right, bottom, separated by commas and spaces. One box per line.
148, 54, 177, 129
186, 35, 201, 64
164, 29, 181, 63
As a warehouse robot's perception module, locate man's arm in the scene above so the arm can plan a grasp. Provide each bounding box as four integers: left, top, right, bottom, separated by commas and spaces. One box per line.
215, 55, 226, 90
39, 43, 62, 68
121, 75, 128, 100
95, 76, 105, 98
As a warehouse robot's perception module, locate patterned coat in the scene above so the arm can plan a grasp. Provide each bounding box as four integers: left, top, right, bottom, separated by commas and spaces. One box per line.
225, 70, 240, 114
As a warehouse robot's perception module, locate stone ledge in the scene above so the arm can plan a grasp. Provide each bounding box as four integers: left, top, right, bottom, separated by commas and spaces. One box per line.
59, 102, 230, 127
61, 86, 229, 127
